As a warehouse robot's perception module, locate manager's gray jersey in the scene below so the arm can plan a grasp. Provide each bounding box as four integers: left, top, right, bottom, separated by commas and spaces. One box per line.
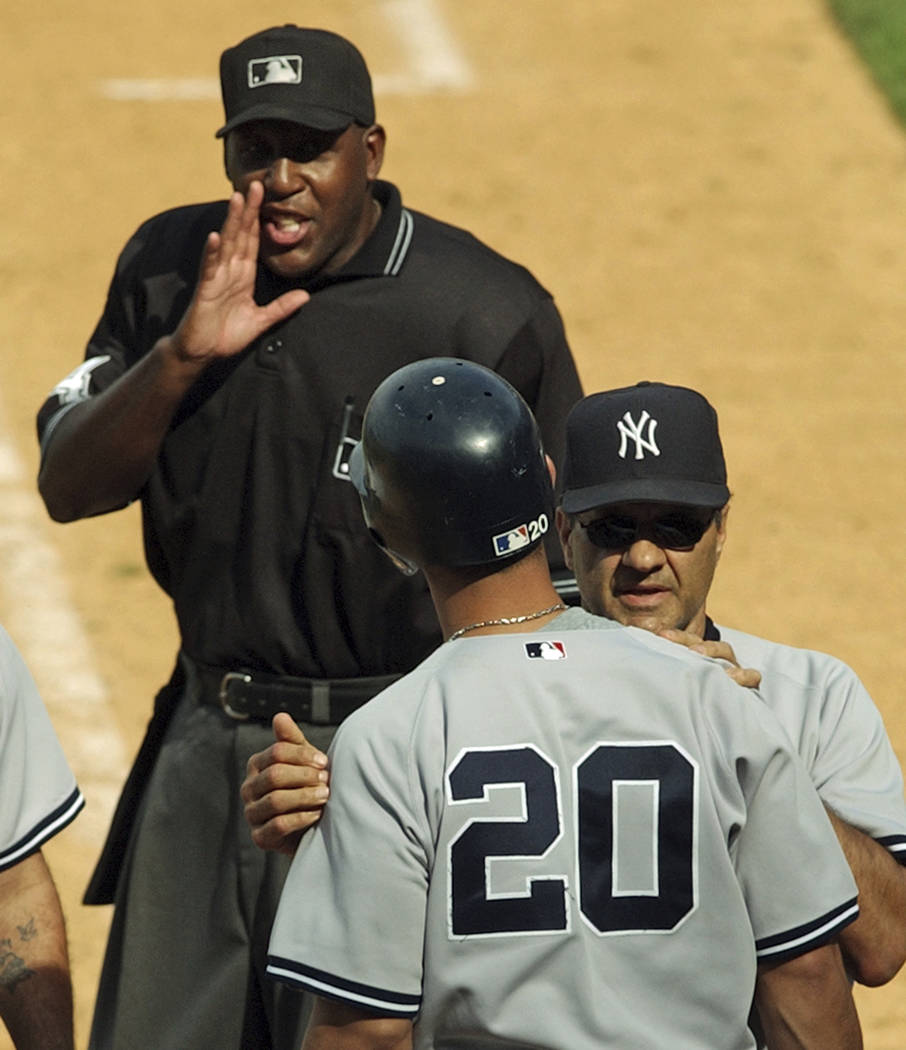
268, 615, 857, 1050
718, 624, 906, 864
0, 625, 84, 871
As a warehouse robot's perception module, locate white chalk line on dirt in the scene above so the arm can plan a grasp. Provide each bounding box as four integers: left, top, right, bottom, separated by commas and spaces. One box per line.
99, 0, 474, 100
0, 403, 127, 846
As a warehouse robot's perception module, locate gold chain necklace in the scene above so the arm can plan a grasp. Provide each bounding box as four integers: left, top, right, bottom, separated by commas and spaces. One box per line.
447, 603, 567, 642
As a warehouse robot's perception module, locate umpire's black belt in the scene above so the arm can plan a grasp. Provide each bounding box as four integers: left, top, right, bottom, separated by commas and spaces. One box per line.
186, 654, 400, 726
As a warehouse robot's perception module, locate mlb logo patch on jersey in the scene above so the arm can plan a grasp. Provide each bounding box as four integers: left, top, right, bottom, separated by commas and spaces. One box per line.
248, 55, 303, 87
492, 524, 530, 557
525, 641, 566, 660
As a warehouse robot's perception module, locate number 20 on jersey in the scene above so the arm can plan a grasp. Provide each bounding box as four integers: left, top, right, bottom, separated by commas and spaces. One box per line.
446, 742, 698, 937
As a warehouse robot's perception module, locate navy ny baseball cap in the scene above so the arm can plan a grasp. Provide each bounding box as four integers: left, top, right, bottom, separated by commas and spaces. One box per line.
560, 381, 730, 513
216, 25, 375, 138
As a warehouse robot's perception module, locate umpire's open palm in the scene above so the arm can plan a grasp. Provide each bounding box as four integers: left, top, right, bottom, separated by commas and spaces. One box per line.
173, 181, 309, 364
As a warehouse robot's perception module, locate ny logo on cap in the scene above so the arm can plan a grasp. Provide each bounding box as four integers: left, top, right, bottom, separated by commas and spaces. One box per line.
617, 410, 660, 460
248, 55, 302, 88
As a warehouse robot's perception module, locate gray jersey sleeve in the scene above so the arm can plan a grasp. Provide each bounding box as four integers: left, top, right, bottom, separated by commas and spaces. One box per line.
714, 692, 859, 959
267, 678, 435, 1016
0, 626, 84, 871
719, 625, 906, 863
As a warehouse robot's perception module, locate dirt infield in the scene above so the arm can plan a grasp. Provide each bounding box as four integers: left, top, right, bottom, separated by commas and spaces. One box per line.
3, 1, 906, 1046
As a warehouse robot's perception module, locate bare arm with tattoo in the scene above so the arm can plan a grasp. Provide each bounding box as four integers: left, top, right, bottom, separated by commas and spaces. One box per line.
0, 851, 74, 1050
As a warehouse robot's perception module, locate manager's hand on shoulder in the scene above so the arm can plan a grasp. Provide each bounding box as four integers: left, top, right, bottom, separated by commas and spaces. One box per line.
658, 628, 762, 690
241, 712, 330, 856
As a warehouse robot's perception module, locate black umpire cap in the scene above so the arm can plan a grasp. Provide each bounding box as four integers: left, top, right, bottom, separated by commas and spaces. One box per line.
216, 25, 375, 138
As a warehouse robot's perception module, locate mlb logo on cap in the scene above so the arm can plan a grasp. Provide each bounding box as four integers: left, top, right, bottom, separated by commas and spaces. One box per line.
492, 524, 530, 558
249, 55, 302, 87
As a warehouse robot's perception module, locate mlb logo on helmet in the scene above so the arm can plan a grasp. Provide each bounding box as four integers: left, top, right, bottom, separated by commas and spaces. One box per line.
492, 524, 530, 557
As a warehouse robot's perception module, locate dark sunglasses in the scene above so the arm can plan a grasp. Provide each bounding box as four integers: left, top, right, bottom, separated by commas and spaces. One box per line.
580, 510, 716, 551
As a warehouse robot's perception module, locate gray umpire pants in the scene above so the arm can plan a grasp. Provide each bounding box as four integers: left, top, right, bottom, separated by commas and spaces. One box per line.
87, 660, 337, 1050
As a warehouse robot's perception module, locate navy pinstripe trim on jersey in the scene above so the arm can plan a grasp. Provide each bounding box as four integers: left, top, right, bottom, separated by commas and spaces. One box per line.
878, 834, 906, 863
266, 956, 421, 1017
383, 208, 414, 275
0, 786, 85, 873
754, 896, 859, 962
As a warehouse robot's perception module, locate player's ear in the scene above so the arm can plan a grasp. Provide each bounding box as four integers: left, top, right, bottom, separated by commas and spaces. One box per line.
545, 454, 557, 487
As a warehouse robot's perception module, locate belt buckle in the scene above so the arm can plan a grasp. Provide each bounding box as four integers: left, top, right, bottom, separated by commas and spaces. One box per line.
219, 671, 252, 720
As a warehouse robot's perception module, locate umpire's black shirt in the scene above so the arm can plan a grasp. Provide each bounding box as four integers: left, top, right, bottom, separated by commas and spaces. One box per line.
38, 181, 582, 680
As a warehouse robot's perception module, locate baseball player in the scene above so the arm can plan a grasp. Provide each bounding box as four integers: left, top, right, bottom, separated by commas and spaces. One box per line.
0, 623, 84, 1050
35, 24, 581, 1050
266, 358, 862, 1050
555, 382, 906, 990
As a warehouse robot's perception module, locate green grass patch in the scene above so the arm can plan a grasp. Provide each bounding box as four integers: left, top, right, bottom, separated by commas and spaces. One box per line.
827, 0, 906, 126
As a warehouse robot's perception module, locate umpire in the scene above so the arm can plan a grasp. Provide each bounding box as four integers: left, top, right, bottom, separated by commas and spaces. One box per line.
35, 24, 582, 1050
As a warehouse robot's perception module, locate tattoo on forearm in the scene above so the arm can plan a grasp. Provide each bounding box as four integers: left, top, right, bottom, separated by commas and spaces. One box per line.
17, 917, 37, 941
0, 923, 38, 994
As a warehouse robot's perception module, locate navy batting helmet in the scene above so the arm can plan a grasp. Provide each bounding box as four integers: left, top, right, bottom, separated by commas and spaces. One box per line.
349, 358, 554, 573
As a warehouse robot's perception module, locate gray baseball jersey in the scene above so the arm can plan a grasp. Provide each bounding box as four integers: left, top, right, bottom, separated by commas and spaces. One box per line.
0, 625, 84, 871
268, 612, 857, 1050
717, 624, 906, 863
